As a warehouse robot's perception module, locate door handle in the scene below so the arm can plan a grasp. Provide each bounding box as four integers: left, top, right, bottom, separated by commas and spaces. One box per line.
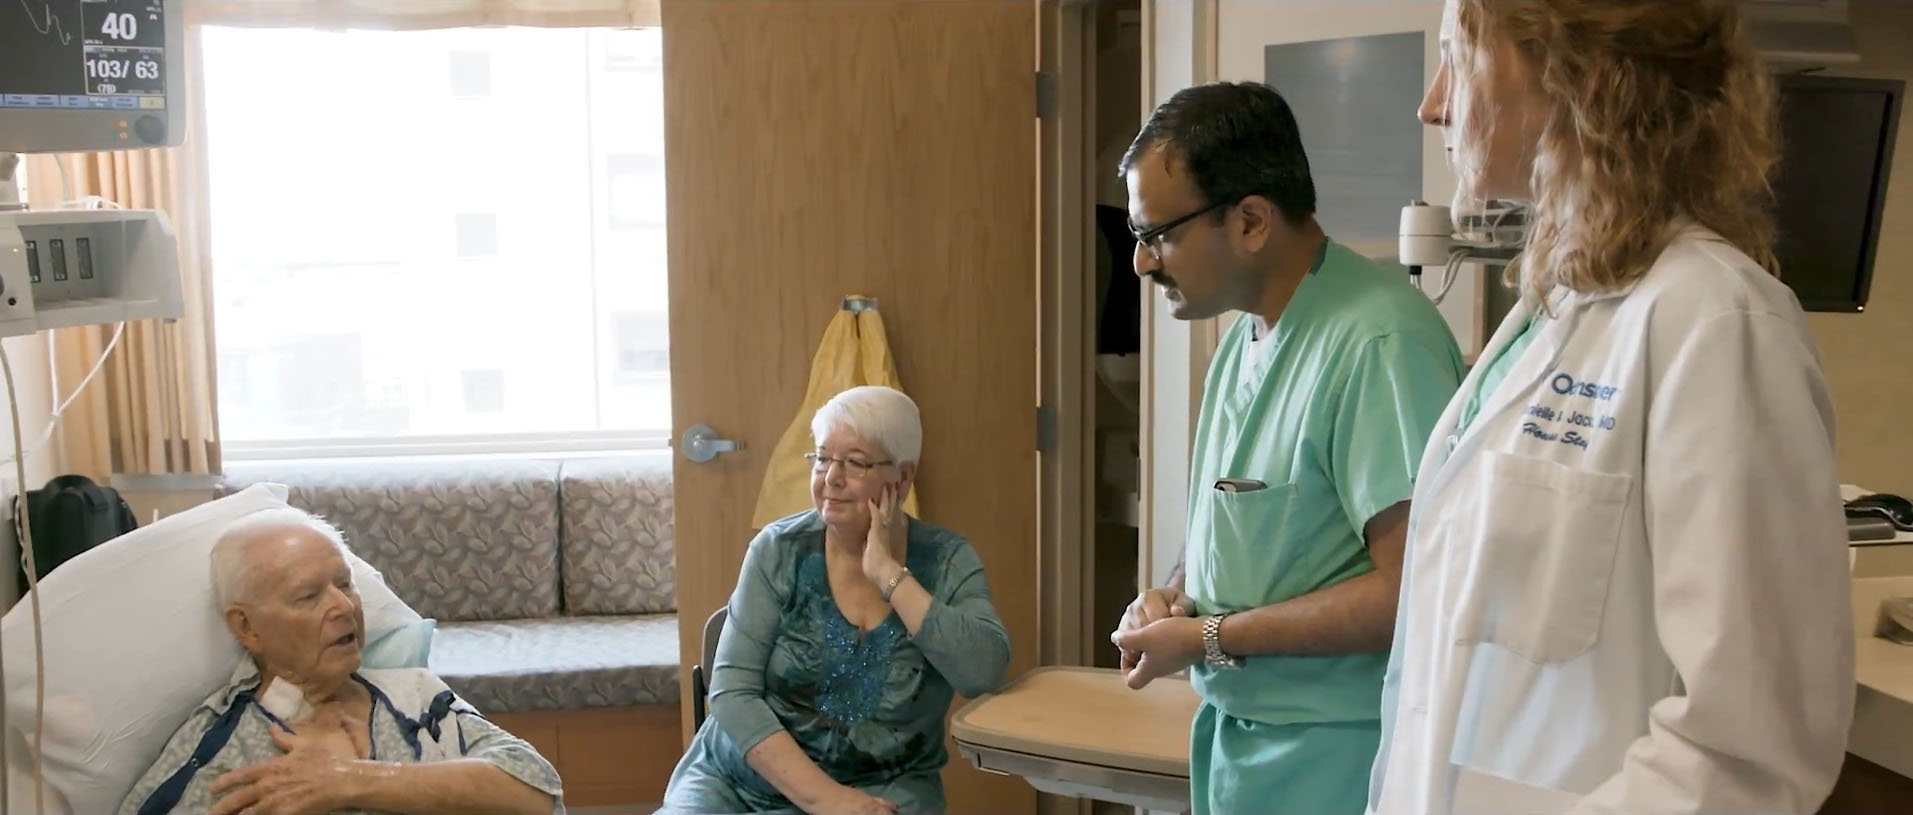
680, 424, 740, 463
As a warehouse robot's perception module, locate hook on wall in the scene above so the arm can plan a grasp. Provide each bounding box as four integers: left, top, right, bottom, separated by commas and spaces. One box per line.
841, 296, 878, 313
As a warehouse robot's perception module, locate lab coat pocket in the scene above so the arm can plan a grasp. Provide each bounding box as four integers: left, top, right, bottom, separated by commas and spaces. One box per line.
1465, 451, 1631, 663
1198, 481, 1299, 610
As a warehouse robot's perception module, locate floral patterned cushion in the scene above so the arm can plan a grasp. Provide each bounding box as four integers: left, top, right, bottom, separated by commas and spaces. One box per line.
220, 459, 564, 622
558, 454, 676, 615
428, 615, 681, 712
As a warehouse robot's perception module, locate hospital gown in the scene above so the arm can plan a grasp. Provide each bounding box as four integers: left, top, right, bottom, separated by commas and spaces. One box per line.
661, 510, 1011, 815
119, 662, 563, 815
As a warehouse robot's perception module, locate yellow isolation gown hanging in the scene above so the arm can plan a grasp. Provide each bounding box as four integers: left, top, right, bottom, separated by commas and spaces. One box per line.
749, 296, 920, 528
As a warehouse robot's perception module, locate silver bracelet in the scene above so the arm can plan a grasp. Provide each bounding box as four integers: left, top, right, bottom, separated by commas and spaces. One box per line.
881, 568, 912, 602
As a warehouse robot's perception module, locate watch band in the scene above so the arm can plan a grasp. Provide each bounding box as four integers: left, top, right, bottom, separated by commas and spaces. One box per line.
1203, 612, 1241, 668
881, 568, 912, 602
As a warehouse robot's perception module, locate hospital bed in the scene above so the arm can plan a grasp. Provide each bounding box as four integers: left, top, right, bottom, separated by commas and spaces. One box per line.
950, 666, 1200, 814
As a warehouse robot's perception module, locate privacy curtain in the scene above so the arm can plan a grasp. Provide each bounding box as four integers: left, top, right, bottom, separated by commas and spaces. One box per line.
750, 301, 920, 529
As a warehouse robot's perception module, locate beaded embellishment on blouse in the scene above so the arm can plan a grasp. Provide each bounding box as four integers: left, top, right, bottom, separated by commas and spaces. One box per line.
803, 552, 904, 726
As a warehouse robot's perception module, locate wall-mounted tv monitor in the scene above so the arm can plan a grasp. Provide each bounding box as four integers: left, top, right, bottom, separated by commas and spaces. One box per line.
1772, 73, 1902, 313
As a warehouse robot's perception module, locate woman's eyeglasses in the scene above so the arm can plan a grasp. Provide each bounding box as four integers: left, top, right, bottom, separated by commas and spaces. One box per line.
804, 452, 894, 478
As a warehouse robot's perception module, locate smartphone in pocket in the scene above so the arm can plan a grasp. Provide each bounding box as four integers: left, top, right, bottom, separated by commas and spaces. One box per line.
1213, 478, 1269, 493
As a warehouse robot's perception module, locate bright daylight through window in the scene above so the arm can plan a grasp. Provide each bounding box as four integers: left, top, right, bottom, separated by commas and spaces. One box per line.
202, 26, 668, 458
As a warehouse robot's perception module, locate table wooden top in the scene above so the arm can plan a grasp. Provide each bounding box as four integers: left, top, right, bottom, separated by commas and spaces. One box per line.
951, 666, 1201, 778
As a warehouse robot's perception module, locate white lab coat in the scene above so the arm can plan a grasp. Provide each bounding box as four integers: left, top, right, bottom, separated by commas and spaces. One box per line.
1368, 225, 1854, 815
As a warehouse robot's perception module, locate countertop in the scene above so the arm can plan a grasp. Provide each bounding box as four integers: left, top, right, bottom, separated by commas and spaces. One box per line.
1849, 576, 1913, 778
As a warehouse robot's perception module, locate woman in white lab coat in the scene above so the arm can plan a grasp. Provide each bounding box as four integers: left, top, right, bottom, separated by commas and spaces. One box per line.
1368, 2, 1854, 813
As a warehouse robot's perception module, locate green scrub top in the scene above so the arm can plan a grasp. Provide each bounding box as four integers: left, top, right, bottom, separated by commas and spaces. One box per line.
1453, 309, 1549, 438
1184, 239, 1464, 727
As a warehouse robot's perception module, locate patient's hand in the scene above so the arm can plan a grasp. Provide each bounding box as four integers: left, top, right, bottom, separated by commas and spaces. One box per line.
208, 729, 347, 815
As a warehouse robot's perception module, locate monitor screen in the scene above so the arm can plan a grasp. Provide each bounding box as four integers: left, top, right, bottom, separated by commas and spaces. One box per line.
1772, 74, 1903, 313
1, 1, 167, 109
0, 0, 179, 152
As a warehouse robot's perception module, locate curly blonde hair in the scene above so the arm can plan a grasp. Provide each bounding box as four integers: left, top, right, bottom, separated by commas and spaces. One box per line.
1448, 0, 1781, 302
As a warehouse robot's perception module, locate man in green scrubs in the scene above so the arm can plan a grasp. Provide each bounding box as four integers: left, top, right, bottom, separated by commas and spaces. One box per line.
1108, 82, 1463, 815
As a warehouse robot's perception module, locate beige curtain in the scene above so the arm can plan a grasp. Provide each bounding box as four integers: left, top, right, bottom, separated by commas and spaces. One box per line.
188, 0, 660, 29
21, 29, 220, 481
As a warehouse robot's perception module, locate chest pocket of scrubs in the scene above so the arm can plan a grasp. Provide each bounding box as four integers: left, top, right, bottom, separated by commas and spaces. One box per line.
1197, 481, 1299, 610
1460, 451, 1631, 663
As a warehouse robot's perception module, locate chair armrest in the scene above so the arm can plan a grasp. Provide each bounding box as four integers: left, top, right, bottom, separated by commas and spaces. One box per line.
691, 665, 708, 731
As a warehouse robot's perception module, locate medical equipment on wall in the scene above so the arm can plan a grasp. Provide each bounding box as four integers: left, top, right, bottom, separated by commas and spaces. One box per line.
1398, 199, 1526, 305
0, 3, 190, 810
0, 1, 187, 153
0, 208, 183, 338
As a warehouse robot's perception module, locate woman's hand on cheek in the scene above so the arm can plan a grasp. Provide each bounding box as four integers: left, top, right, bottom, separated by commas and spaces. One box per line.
862, 484, 907, 587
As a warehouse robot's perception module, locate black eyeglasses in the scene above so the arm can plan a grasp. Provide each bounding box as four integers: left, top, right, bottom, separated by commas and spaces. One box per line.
1131, 199, 1232, 258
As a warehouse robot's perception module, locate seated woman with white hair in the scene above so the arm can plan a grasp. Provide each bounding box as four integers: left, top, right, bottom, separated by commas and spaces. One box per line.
118, 507, 564, 815
660, 385, 1012, 815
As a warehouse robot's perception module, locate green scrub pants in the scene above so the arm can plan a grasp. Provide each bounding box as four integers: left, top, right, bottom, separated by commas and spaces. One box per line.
1189, 701, 1381, 815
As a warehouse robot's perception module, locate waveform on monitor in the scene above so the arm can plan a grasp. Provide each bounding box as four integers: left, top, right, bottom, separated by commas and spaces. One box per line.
15, 0, 75, 46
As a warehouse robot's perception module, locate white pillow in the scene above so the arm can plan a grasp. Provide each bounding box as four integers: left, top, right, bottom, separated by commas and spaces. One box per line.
0, 483, 425, 815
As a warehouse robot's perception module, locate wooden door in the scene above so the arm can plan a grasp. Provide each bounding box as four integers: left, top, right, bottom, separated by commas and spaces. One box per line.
662, 3, 1040, 813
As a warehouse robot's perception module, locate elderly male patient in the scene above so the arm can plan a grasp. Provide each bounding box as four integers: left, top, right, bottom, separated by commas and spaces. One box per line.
119, 508, 564, 815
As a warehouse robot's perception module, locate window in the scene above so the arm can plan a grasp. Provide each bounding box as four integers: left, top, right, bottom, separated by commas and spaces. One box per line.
202, 26, 670, 459
447, 50, 493, 99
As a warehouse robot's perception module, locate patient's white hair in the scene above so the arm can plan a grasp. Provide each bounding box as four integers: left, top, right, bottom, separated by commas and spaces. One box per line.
810, 385, 922, 465
210, 507, 351, 609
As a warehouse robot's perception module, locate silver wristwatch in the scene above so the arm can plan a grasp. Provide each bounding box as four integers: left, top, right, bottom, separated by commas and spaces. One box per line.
1202, 612, 1241, 669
